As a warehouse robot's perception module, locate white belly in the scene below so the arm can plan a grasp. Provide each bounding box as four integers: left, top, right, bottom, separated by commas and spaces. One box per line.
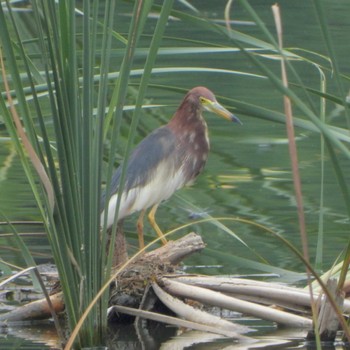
100, 163, 186, 229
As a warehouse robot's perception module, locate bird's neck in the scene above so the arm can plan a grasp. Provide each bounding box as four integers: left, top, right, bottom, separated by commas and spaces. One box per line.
168, 101, 210, 151
169, 101, 206, 132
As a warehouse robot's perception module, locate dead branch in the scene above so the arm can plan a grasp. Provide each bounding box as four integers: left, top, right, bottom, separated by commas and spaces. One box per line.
160, 277, 313, 328
0, 292, 64, 323
172, 276, 350, 313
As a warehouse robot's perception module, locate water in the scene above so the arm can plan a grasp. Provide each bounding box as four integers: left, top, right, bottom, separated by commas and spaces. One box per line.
1, 0, 350, 348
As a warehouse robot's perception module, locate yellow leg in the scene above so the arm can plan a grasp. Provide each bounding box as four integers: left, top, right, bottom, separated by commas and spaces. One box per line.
137, 209, 146, 249
148, 204, 168, 245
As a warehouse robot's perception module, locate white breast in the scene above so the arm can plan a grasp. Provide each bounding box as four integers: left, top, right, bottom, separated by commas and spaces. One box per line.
100, 162, 186, 229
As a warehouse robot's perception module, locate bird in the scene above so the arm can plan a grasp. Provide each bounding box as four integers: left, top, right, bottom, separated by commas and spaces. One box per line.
100, 86, 241, 249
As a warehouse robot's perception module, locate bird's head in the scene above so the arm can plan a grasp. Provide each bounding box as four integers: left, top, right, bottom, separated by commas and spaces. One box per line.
191, 86, 242, 124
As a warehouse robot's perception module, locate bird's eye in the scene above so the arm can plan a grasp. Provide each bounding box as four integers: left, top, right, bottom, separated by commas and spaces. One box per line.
199, 97, 206, 104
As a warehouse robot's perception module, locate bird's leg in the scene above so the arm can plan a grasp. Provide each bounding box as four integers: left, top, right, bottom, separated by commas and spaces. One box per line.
137, 209, 146, 249
148, 204, 168, 245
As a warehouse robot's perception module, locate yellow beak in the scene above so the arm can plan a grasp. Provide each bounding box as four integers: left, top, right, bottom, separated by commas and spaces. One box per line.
204, 100, 242, 124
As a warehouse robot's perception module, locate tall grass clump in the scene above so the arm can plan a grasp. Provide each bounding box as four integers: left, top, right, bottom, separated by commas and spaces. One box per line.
0, 0, 174, 347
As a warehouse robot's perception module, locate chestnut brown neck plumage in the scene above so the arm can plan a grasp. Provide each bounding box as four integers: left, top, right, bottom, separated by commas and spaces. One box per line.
168, 89, 210, 181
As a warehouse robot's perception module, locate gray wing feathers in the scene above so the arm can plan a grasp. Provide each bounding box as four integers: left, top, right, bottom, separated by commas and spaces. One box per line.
100, 126, 176, 210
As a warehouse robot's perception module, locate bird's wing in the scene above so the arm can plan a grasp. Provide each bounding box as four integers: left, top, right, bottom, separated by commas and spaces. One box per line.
100, 126, 177, 210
